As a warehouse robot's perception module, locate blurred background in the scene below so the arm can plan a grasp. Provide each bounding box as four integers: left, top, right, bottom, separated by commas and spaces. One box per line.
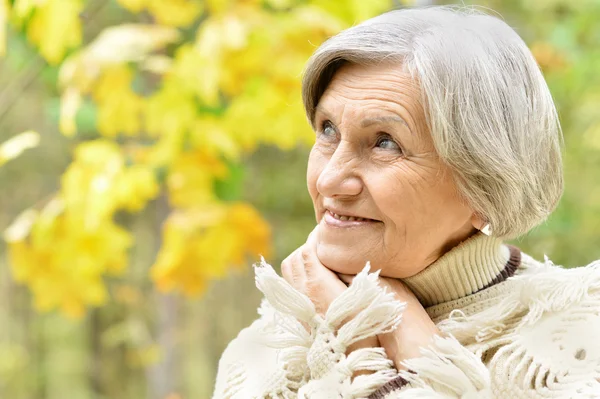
0, 0, 598, 398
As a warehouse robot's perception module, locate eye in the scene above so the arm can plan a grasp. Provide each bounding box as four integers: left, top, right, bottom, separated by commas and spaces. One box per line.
318, 120, 337, 141
376, 134, 402, 152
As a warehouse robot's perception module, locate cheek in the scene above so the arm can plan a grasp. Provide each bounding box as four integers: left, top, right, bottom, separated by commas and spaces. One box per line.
367, 166, 421, 217
306, 148, 325, 199
420, 172, 468, 217
370, 165, 457, 227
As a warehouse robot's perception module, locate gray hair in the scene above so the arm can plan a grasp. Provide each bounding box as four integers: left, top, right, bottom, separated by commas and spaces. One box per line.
302, 6, 563, 239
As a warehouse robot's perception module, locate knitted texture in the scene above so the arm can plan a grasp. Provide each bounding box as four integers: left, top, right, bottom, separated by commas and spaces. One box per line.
213, 235, 600, 399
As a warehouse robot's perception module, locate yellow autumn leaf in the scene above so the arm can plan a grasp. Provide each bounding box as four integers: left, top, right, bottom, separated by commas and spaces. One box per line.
61, 140, 159, 226
116, 0, 147, 13
7, 0, 384, 318
0, 131, 40, 166
264, 0, 295, 9
205, 0, 232, 15
151, 202, 271, 296
93, 66, 143, 137
146, 0, 203, 27
58, 24, 181, 94
5, 240, 36, 282
114, 165, 160, 212
205, 0, 262, 15
167, 151, 227, 208
61, 141, 124, 225
137, 130, 184, 168
190, 12, 255, 102
223, 82, 313, 151
170, 44, 221, 106
0, 0, 9, 56
190, 117, 241, 160
144, 83, 197, 138
227, 202, 272, 262
96, 91, 143, 137
26, 0, 83, 64
11, 0, 36, 23
117, 0, 203, 27
5, 195, 132, 318
309, 0, 393, 25
346, 0, 394, 23
84, 24, 181, 64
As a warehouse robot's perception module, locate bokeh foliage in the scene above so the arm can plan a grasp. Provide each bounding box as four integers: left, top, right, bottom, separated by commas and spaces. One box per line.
0, 0, 598, 398
2, 0, 374, 318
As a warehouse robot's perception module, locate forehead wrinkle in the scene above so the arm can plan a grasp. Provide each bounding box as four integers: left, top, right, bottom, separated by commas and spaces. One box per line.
315, 104, 334, 121
319, 88, 420, 132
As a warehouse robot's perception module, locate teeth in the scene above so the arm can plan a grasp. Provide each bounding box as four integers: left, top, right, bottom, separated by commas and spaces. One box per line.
330, 211, 367, 222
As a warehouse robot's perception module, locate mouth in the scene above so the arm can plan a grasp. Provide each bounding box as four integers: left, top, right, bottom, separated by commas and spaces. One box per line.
323, 209, 381, 227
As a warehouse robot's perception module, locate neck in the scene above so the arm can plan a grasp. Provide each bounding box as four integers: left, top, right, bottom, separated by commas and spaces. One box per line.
402, 232, 519, 307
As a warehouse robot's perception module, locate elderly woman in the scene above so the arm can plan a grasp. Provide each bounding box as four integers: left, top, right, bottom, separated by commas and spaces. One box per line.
213, 6, 600, 399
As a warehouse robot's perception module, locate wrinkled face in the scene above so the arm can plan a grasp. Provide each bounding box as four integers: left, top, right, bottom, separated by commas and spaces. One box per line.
307, 63, 478, 278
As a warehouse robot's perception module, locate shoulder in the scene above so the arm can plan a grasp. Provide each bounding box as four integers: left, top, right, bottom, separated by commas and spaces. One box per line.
486, 252, 600, 337
442, 254, 600, 332
514, 253, 600, 306
430, 255, 600, 397
492, 255, 600, 396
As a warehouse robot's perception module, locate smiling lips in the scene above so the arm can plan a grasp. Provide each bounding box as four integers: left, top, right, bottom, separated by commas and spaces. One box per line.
323, 209, 379, 227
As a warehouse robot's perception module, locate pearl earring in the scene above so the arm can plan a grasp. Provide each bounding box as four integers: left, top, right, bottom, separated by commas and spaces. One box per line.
480, 224, 492, 236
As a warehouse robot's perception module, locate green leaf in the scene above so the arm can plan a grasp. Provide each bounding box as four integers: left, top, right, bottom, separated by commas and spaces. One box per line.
214, 161, 245, 201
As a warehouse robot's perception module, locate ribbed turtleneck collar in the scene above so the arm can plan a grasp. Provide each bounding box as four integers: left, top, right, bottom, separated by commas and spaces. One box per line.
402, 232, 512, 308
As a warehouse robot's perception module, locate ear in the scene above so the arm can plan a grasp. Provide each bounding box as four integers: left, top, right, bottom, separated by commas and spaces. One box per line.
470, 213, 487, 231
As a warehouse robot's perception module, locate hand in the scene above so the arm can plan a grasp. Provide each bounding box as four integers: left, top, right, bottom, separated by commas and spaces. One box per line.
339, 274, 440, 371
378, 277, 440, 369
280, 225, 347, 316
281, 225, 380, 367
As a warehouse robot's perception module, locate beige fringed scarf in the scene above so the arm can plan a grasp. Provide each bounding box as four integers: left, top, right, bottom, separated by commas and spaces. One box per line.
213, 233, 600, 398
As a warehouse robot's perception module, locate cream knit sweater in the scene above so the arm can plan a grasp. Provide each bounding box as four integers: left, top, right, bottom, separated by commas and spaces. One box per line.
213, 233, 600, 398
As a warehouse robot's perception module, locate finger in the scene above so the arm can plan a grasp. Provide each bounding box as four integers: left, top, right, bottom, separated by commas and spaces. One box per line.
301, 226, 344, 284
291, 247, 308, 289
281, 248, 303, 287
301, 243, 319, 281
302, 226, 323, 280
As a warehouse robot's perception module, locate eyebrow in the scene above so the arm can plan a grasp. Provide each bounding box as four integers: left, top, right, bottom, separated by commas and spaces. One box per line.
361, 116, 410, 131
315, 106, 412, 133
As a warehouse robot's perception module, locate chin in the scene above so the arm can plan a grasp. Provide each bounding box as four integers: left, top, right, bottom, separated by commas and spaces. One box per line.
316, 243, 372, 275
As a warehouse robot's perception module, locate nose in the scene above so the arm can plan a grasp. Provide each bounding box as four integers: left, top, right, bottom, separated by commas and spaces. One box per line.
316, 143, 363, 198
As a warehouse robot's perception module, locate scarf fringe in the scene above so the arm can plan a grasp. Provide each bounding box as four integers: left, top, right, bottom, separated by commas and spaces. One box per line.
399, 335, 492, 398
254, 260, 405, 398
254, 257, 316, 323
254, 259, 316, 394
347, 368, 400, 398
308, 264, 404, 377
329, 263, 406, 348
